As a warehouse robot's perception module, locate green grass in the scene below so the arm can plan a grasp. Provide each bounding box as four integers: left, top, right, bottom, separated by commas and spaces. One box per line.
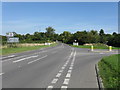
0, 43, 58, 55
98, 54, 119, 89
71, 43, 120, 49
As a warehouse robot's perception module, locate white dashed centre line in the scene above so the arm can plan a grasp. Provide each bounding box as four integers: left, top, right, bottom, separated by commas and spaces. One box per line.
56, 73, 61, 77
47, 86, 53, 88
61, 67, 65, 70
68, 70, 72, 73
61, 86, 68, 88
59, 70, 64, 73
63, 64, 67, 67
66, 73, 71, 78
63, 79, 70, 85
69, 66, 73, 70
51, 78, 58, 84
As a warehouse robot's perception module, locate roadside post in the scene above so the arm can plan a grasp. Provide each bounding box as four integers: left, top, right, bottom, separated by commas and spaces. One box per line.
91, 45, 94, 51
109, 46, 112, 51
73, 40, 78, 46
6, 32, 19, 47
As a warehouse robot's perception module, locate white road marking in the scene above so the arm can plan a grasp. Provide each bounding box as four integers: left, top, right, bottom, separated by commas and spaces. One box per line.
47, 86, 53, 88
59, 70, 63, 73
65, 62, 68, 65
56, 73, 61, 77
61, 67, 65, 70
2, 50, 44, 62
68, 70, 72, 73
63, 64, 67, 67
0, 73, 4, 76
66, 73, 71, 78
28, 55, 48, 64
61, 86, 68, 88
69, 66, 73, 70
13, 55, 38, 63
51, 78, 58, 84
63, 79, 70, 85
8, 55, 15, 58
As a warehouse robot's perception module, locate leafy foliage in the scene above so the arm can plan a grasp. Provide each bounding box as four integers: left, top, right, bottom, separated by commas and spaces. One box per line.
2, 27, 120, 47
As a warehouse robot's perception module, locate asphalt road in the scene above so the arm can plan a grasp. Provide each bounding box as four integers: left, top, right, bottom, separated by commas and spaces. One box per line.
1, 43, 118, 89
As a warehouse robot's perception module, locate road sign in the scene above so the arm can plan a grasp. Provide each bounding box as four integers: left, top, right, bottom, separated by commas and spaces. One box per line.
7, 37, 19, 43
6, 32, 14, 37
73, 42, 78, 46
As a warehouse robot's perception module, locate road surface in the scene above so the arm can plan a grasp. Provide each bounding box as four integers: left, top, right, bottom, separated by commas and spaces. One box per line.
1, 43, 118, 89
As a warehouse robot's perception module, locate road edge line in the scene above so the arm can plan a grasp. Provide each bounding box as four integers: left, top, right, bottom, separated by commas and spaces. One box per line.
95, 64, 104, 90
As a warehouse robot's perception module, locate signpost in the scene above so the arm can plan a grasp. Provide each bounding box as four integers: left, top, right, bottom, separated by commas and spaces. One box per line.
73, 40, 78, 46
6, 32, 19, 47
73, 42, 78, 46
7, 38, 19, 43
6, 32, 14, 37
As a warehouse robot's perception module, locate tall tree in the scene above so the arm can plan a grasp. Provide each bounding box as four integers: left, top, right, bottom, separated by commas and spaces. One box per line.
99, 29, 105, 43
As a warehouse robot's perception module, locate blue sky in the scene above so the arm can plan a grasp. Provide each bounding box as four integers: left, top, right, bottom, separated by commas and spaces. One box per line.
2, 2, 118, 35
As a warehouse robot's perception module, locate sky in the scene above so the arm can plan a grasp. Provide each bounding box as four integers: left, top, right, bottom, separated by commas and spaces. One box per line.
2, 2, 118, 35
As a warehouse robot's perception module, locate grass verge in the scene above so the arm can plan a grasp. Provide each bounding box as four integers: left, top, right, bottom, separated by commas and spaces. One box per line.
98, 54, 119, 89
0, 43, 58, 55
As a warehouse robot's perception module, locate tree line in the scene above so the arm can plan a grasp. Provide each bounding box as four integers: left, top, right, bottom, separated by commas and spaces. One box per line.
2, 26, 120, 47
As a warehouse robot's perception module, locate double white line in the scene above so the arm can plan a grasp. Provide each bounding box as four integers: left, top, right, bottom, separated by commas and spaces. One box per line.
28, 55, 48, 64
13, 55, 39, 63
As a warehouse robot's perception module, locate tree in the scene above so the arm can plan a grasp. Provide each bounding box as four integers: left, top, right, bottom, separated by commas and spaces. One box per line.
45, 27, 55, 40
59, 31, 72, 43
99, 29, 105, 36
112, 32, 117, 36
87, 30, 99, 43
99, 29, 106, 43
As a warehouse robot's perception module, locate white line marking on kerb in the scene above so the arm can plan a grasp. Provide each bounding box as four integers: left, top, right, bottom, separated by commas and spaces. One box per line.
51, 78, 58, 84
56, 73, 61, 77
63, 79, 70, 85
28, 55, 48, 64
47, 86, 53, 88
66, 73, 71, 78
61, 86, 68, 88
13, 55, 38, 63
0, 73, 4, 76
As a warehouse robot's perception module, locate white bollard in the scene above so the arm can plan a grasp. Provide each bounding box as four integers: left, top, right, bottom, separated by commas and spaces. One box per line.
91, 45, 94, 51
109, 46, 112, 51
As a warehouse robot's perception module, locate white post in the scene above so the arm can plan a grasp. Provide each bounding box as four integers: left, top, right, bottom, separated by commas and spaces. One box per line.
91, 45, 94, 51
109, 46, 112, 51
